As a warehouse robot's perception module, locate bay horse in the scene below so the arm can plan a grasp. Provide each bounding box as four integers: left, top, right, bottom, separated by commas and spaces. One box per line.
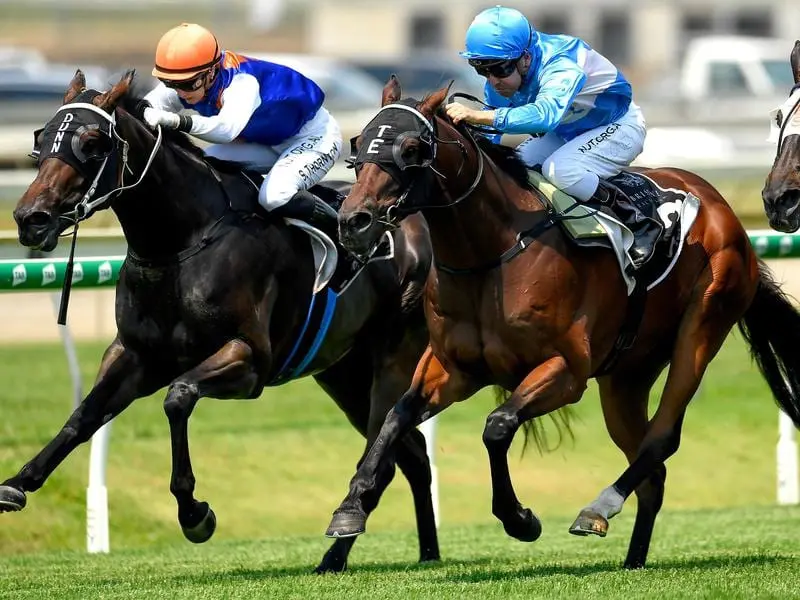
1, 70, 439, 573
326, 76, 800, 569
763, 40, 800, 232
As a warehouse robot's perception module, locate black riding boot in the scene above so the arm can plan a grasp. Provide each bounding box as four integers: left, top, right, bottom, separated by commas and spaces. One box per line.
272, 190, 339, 238
590, 180, 664, 269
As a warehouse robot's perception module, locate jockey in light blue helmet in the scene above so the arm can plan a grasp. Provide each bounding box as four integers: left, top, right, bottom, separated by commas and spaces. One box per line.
460, 5, 535, 62
446, 6, 660, 269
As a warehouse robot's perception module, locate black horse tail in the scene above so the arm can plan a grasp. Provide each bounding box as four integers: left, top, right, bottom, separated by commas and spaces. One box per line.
738, 263, 800, 427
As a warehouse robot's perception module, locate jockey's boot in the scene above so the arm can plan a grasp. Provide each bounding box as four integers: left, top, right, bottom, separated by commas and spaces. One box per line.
590, 180, 664, 269
274, 190, 339, 239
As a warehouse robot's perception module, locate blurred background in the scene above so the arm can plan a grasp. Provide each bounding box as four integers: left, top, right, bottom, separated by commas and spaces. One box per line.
1, 0, 796, 204
1, 0, 795, 247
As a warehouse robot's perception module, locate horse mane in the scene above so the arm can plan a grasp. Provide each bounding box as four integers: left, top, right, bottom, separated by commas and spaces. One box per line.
428, 103, 533, 191
473, 136, 534, 191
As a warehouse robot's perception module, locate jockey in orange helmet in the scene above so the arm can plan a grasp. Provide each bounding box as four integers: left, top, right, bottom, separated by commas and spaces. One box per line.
143, 23, 342, 233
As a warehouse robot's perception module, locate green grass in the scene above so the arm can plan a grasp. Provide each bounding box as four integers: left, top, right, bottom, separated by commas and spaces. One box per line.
0, 333, 797, 596
0, 506, 798, 599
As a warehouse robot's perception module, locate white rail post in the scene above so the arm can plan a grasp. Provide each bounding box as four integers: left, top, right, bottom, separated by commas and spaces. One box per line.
418, 417, 440, 528
86, 422, 112, 553
777, 411, 799, 505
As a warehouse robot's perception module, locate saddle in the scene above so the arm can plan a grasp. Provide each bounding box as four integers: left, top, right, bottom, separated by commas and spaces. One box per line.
528, 169, 700, 295
228, 169, 390, 295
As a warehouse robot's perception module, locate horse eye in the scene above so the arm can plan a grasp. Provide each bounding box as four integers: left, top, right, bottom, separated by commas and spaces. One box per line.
776, 110, 784, 127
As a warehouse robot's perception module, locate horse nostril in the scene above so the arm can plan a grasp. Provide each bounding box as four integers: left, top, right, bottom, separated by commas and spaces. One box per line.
346, 210, 374, 234
21, 211, 52, 229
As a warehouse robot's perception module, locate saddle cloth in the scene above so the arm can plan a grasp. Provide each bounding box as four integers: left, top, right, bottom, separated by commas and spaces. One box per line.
528, 170, 700, 295
236, 171, 392, 295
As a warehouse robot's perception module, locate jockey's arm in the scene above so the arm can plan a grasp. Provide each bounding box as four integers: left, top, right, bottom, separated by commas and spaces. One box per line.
187, 73, 262, 143
141, 74, 260, 143
492, 58, 586, 135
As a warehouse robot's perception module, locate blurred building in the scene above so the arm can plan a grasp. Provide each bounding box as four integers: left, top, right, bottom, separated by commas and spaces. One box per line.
309, 0, 800, 82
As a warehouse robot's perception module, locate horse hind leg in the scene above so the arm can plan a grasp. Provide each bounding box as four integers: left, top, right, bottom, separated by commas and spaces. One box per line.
570, 371, 666, 570
163, 339, 260, 544
571, 252, 750, 553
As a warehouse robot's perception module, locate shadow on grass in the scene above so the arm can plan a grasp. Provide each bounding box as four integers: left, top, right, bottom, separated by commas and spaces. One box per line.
164, 550, 791, 587
444, 552, 792, 583
165, 555, 446, 585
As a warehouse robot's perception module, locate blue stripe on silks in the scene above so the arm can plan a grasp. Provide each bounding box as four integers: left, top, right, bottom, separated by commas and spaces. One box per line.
272, 292, 317, 382
291, 288, 338, 378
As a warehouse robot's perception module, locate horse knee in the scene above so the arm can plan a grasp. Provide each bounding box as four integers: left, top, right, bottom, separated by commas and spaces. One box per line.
483, 411, 519, 450
163, 381, 199, 420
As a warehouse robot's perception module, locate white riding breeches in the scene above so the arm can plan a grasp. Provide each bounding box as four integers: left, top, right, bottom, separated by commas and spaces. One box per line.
204, 107, 343, 211
515, 102, 646, 201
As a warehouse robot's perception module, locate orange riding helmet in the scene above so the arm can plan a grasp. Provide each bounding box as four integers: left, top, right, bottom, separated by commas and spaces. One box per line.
152, 23, 221, 81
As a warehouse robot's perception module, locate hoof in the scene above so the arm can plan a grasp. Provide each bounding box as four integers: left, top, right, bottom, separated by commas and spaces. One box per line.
569, 509, 608, 537
0, 485, 26, 513
325, 507, 366, 539
314, 560, 347, 575
419, 550, 441, 563
181, 502, 217, 544
314, 538, 352, 574
314, 553, 348, 574
501, 506, 542, 542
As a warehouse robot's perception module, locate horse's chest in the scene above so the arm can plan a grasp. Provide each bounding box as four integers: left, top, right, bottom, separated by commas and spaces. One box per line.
431, 294, 552, 383
117, 282, 225, 352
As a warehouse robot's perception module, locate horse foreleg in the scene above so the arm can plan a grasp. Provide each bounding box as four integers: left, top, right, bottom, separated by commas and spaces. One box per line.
163, 338, 259, 543
0, 339, 162, 512
313, 329, 439, 573
325, 346, 476, 539
483, 355, 587, 542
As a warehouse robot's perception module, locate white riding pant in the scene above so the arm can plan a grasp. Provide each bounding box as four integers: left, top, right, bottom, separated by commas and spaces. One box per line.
204, 107, 343, 211
516, 103, 646, 201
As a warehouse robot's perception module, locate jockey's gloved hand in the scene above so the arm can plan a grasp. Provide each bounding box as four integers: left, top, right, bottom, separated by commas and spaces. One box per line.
143, 107, 180, 130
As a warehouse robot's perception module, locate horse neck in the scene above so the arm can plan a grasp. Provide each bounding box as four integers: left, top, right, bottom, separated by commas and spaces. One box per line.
111, 113, 225, 259
424, 120, 533, 269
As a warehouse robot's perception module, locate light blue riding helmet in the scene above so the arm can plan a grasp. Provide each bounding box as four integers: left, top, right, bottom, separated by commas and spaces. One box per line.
460, 6, 536, 61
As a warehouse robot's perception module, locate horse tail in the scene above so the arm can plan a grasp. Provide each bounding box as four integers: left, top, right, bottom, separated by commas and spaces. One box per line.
493, 387, 575, 456
738, 263, 800, 427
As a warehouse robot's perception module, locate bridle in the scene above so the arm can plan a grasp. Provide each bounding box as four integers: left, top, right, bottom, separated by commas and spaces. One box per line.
34, 101, 163, 226
30, 100, 163, 324
350, 102, 484, 227
773, 83, 800, 158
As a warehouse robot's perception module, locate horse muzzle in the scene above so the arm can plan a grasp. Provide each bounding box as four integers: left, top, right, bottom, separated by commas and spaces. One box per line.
14, 208, 61, 251
339, 209, 382, 259
763, 186, 800, 233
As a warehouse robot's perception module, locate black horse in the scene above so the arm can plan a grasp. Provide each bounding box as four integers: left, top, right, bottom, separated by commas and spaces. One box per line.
2, 70, 439, 573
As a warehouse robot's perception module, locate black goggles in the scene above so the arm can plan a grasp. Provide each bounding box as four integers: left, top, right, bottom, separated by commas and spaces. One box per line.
468, 58, 519, 79
159, 72, 207, 92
